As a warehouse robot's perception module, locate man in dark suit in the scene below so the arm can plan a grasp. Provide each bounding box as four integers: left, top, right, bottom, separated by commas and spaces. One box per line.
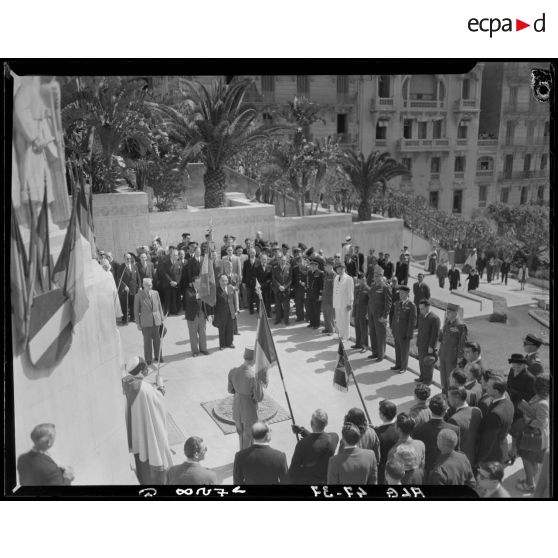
427, 429, 476, 488
160, 247, 184, 315
17, 423, 74, 486
242, 248, 259, 315
395, 254, 409, 285
327, 423, 378, 484
184, 279, 211, 357
476, 376, 514, 464
413, 394, 460, 475
291, 254, 307, 322
438, 303, 468, 393
374, 400, 399, 483
118, 252, 141, 324
367, 268, 392, 362
137, 252, 156, 289
306, 258, 323, 329
390, 285, 416, 374
106, 251, 119, 283
447, 386, 482, 468
256, 253, 273, 317
383, 253, 394, 280
412, 273, 431, 309
165, 436, 217, 485
272, 254, 292, 325
134, 278, 165, 364
233, 422, 288, 484
182, 245, 202, 289
289, 410, 339, 484
416, 299, 441, 385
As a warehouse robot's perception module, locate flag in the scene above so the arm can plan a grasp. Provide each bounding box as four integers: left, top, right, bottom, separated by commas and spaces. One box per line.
52, 196, 89, 327
34, 180, 52, 293
199, 254, 216, 307
77, 179, 97, 258
11, 205, 30, 355
255, 303, 278, 386
333, 339, 351, 392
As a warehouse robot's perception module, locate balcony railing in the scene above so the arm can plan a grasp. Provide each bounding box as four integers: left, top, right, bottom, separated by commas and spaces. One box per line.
456, 139, 468, 146
374, 139, 387, 147
454, 99, 478, 111
454, 172, 465, 179
403, 99, 444, 110
477, 138, 499, 147
397, 138, 450, 151
370, 97, 395, 111
334, 133, 355, 144
475, 170, 495, 177
499, 169, 549, 181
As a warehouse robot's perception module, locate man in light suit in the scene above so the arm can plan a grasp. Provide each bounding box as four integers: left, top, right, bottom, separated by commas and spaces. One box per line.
327, 423, 378, 484
118, 252, 141, 324
272, 254, 292, 325
134, 278, 164, 365
227, 348, 266, 450
233, 422, 289, 484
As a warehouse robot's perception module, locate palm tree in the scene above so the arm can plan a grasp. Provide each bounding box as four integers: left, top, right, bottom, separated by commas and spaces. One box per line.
340, 150, 410, 221
157, 79, 284, 208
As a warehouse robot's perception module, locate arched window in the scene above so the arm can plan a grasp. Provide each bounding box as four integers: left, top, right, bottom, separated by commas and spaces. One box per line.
477, 157, 494, 171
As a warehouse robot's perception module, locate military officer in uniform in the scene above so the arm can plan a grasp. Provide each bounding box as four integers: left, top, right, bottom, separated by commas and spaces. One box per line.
523, 334, 544, 376
438, 303, 468, 393
390, 285, 416, 374
416, 299, 441, 385
291, 252, 307, 322
306, 257, 324, 329
367, 268, 392, 362
227, 347, 266, 450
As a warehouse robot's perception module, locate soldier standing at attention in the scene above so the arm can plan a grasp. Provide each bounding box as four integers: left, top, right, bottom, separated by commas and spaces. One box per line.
390, 285, 416, 374
438, 303, 468, 394
367, 268, 392, 362
227, 347, 266, 450
306, 257, 324, 329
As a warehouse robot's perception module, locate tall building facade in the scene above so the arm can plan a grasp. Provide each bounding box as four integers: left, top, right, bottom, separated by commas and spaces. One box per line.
153, 67, 550, 219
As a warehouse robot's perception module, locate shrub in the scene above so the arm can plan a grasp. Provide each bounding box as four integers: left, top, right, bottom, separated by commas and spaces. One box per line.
489, 312, 507, 323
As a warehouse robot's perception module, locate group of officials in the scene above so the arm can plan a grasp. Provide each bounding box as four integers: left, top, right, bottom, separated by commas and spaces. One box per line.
18, 231, 549, 497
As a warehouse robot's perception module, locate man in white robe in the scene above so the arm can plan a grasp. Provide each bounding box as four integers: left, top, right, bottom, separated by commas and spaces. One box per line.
122, 356, 173, 484
332, 262, 354, 341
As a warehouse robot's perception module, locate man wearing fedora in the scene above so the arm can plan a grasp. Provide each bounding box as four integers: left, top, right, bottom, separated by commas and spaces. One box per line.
507, 354, 536, 417
438, 303, 468, 393
523, 334, 544, 376
390, 284, 416, 374
332, 261, 355, 341
367, 267, 392, 362
227, 347, 266, 451
134, 277, 164, 365
416, 299, 441, 386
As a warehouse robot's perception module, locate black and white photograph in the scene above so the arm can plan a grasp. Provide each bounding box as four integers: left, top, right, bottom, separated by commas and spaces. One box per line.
4, 60, 553, 502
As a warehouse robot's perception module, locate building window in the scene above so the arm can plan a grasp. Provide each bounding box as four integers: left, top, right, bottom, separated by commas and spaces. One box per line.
337, 75, 349, 95
541, 153, 548, 170
418, 122, 427, 139
261, 75, 275, 97
378, 75, 391, 98
462, 78, 471, 100
337, 114, 348, 135
504, 154, 514, 179
452, 190, 463, 214
409, 75, 436, 100
544, 121, 550, 136
402, 158, 412, 172
457, 123, 468, 139
429, 191, 439, 209
509, 86, 518, 107
478, 185, 488, 207
376, 121, 387, 140
403, 119, 413, 139
262, 112, 273, 126
431, 157, 441, 174
537, 185, 545, 202
505, 121, 514, 144
523, 153, 531, 172
297, 75, 310, 97
527, 121, 535, 142
478, 157, 493, 171
454, 156, 465, 173
501, 187, 510, 203
520, 186, 529, 205
433, 119, 443, 139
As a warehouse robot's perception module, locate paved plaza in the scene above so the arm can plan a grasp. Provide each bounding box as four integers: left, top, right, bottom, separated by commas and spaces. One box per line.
118, 266, 549, 494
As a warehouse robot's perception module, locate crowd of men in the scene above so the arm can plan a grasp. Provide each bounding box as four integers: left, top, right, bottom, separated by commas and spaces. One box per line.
18, 230, 550, 497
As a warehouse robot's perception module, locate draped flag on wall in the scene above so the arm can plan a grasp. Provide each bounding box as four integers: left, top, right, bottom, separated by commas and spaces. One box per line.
53, 195, 89, 327
333, 339, 351, 392
199, 254, 216, 307
254, 302, 278, 386
77, 178, 97, 259
11, 205, 29, 355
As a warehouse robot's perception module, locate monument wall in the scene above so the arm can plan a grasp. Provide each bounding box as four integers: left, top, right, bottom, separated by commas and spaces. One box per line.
13, 238, 136, 485
93, 192, 150, 257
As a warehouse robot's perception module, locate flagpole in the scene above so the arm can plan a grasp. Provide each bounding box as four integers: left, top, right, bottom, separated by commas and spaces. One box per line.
156, 311, 169, 387
256, 283, 299, 440
336, 328, 373, 427
43, 179, 52, 290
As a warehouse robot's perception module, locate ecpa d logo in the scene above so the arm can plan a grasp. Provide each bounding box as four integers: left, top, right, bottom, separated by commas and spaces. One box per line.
468, 13, 545, 37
